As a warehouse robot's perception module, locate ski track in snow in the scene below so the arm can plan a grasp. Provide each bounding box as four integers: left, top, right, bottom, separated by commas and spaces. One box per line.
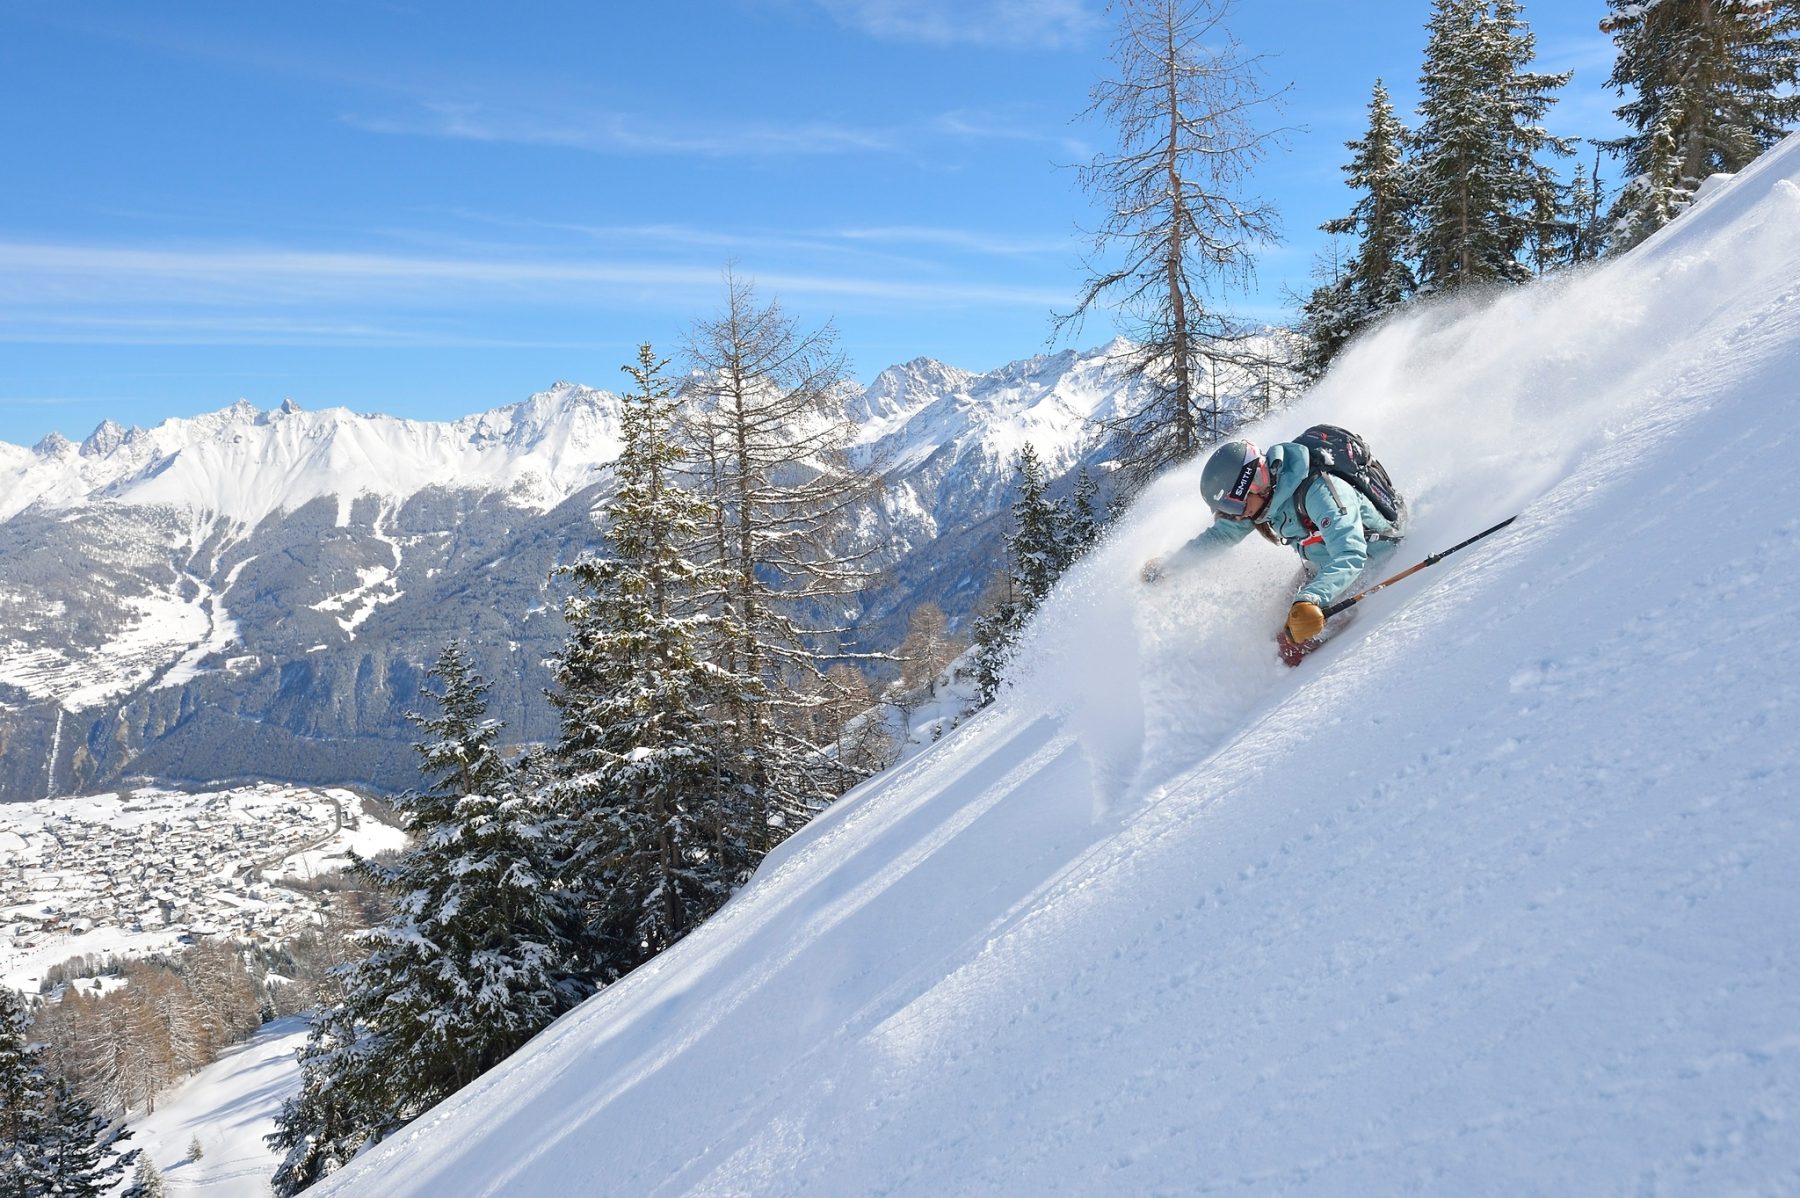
311, 134, 1800, 1197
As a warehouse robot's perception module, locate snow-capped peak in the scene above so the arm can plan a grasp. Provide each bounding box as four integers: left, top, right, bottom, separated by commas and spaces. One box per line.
0, 386, 627, 527
79, 419, 128, 458
32, 431, 75, 458
850, 356, 979, 433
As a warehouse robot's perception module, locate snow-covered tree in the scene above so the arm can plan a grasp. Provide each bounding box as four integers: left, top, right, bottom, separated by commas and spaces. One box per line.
969, 446, 1104, 709
1564, 156, 1610, 264
128, 1153, 168, 1198
549, 344, 759, 979
1602, 0, 1800, 250
1009, 445, 1072, 607
969, 572, 1024, 712
1304, 79, 1416, 372
0, 989, 127, 1198
1066, 469, 1104, 559
351, 646, 580, 1080
268, 1001, 383, 1195
680, 274, 877, 842
1063, 0, 1284, 488
1411, 0, 1574, 292
270, 645, 580, 1194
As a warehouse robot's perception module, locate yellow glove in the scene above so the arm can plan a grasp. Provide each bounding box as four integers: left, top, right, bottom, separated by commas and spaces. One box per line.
1285, 601, 1325, 643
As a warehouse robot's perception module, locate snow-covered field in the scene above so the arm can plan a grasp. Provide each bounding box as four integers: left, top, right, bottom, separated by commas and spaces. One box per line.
307, 134, 1800, 1197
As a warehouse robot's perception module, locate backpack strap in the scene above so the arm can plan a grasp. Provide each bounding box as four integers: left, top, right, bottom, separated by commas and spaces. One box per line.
1291, 472, 1347, 536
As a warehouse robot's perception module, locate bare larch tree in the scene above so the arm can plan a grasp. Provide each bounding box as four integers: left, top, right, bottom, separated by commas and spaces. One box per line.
1062, 0, 1285, 489
680, 270, 880, 844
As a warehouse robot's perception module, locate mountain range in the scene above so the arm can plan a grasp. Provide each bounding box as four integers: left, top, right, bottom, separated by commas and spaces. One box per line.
0, 338, 1205, 802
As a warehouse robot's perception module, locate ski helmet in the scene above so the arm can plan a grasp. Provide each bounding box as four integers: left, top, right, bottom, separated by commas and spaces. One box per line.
1200, 440, 1270, 519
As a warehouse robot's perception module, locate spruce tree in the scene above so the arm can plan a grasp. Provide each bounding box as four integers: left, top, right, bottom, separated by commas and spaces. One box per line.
268, 1002, 383, 1195
0, 989, 126, 1197
1066, 469, 1104, 559
969, 574, 1024, 712
1009, 445, 1071, 607
351, 647, 580, 1089
1306, 79, 1415, 372
1295, 244, 1361, 383
128, 1153, 169, 1198
548, 344, 758, 979
1410, 0, 1573, 292
269, 646, 579, 1194
1485, 0, 1578, 267
1602, 0, 1800, 250
1564, 156, 1609, 265
970, 445, 1096, 708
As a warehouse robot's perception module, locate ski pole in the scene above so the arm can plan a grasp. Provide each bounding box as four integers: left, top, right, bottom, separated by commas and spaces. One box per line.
1322, 515, 1519, 617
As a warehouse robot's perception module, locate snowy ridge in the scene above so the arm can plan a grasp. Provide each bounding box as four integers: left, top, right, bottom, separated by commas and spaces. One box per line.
0, 382, 626, 528
851, 337, 1136, 475
319, 134, 1800, 1196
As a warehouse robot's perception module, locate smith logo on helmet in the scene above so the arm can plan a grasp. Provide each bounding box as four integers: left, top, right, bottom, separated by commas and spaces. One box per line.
1230, 461, 1257, 501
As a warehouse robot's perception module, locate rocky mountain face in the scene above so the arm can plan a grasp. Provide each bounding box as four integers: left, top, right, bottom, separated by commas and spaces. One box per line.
0, 341, 1277, 802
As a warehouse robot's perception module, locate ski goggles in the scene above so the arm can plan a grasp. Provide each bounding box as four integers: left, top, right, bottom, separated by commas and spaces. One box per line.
1210, 443, 1271, 519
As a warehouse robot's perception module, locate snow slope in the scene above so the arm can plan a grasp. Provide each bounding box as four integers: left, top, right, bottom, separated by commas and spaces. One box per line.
119, 1017, 308, 1197
320, 135, 1800, 1196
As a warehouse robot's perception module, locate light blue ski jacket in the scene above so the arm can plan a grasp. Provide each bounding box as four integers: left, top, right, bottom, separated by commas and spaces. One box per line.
1165, 442, 1403, 609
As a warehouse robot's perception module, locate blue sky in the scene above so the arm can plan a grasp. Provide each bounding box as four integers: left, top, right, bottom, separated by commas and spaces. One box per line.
0, 1, 1624, 447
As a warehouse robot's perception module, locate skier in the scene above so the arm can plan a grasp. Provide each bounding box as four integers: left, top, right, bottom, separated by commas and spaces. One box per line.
1140, 432, 1405, 658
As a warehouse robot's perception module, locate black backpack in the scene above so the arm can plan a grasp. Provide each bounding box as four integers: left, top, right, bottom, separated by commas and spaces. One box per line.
1288, 424, 1404, 534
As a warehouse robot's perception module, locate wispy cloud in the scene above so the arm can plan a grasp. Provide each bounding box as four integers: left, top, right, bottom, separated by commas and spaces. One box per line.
0, 240, 1066, 347
347, 95, 1085, 163
344, 100, 898, 158
834, 225, 1074, 256
932, 108, 1091, 158
0, 315, 596, 349
437, 210, 1074, 260
805, 0, 1100, 50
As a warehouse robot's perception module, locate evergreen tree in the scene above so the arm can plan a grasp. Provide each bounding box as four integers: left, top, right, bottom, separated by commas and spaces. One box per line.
269, 646, 579, 1194
1602, 0, 1800, 250
268, 1002, 383, 1195
1486, 0, 1578, 266
968, 572, 1024, 712
0, 989, 127, 1198
1009, 445, 1072, 607
1411, 0, 1573, 292
1565, 155, 1610, 265
548, 344, 758, 980
680, 273, 878, 843
1295, 243, 1360, 383
1062, 0, 1284, 488
1066, 469, 1104, 559
127, 1153, 168, 1198
969, 446, 1102, 709
1306, 79, 1416, 373
352, 648, 580, 1086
